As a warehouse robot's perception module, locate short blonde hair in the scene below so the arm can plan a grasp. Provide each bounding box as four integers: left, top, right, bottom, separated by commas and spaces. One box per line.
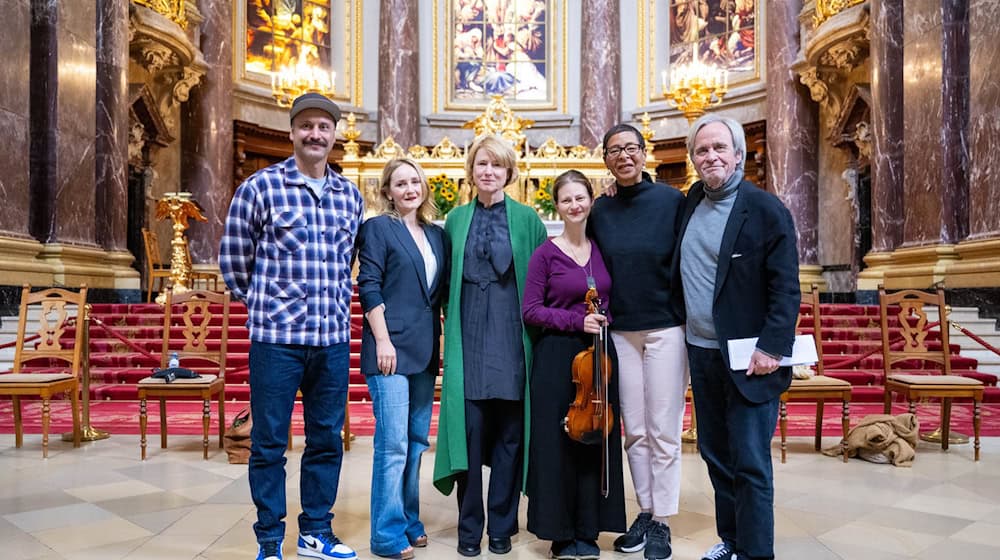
377, 158, 438, 225
464, 135, 519, 189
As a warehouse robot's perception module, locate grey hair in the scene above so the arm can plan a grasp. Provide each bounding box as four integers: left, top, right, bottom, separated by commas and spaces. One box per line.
686, 114, 747, 171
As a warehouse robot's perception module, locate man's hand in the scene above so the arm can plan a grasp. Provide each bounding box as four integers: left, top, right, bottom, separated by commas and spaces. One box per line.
746, 349, 779, 376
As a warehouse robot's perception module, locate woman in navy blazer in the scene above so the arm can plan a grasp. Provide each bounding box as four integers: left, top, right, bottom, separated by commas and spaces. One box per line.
356, 157, 450, 560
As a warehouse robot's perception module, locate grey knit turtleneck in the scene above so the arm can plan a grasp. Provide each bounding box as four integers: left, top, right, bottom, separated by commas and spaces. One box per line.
680, 170, 743, 349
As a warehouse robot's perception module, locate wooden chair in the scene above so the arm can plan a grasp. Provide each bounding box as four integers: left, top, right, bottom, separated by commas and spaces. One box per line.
0, 285, 86, 457
879, 287, 983, 461
184, 241, 219, 291
142, 228, 173, 303
779, 284, 853, 463
138, 289, 229, 460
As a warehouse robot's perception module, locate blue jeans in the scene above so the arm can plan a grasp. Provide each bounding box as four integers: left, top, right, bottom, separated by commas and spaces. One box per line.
366, 368, 435, 555
248, 341, 349, 544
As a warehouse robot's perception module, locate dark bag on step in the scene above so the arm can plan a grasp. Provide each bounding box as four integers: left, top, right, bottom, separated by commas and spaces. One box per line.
223, 408, 252, 464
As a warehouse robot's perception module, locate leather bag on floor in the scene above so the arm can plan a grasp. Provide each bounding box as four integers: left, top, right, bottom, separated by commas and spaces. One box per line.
223, 408, 252, 464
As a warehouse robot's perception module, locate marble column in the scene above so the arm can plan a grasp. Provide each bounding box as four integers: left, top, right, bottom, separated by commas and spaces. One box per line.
95, 0, 129, 252
579, 0, 620, 148
766, 0, 821, 287
182, 0, 232, 264
29, 0, 98, 245
869, 0, 904, 253
940, 0, 969, 244
377, 0, 419, 147
967, 0, 1000, 239
0, 0, 31, 238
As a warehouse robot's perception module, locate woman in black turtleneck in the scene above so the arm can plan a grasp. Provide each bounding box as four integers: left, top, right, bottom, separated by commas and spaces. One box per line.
587, 124, 687, 560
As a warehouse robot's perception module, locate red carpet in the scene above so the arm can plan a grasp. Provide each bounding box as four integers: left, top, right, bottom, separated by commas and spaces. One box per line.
2, 400, 998, 438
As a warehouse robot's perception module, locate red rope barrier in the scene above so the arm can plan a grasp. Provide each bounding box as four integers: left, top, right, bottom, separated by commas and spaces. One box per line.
0, 332, 40, 350
88, 316, 159, 361
951, 321, 1000, 357
823, 320, 942, 370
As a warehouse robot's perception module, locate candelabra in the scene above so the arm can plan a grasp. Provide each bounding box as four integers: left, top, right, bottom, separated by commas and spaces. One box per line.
272, 58, 336, 108
154, 192, 206, 305
662, 45, 729, 189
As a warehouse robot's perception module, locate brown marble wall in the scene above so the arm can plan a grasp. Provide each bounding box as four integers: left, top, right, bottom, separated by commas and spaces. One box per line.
766, 0, 818, 264
901, 1, 945, 246
579, 0, 620, 148
869, 0, 904, 252
377, 0, 419, 147
0, 0, 31, 238
95, 0, 129, 252
183, 0, 233, 264
967, 0, 999, 239
29, 1, 97, 245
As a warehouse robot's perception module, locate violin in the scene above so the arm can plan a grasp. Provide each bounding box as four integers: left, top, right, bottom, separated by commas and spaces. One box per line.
563, 285, 613, 497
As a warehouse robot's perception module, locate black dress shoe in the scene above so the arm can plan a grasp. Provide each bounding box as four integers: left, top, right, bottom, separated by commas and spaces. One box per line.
457, 543, 481, 557
488, 536, 512, 554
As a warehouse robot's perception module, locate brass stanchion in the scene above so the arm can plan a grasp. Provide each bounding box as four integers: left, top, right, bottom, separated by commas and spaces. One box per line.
154, 192, 207, 305
63, 304, 109, 442
920, 427, 969, 445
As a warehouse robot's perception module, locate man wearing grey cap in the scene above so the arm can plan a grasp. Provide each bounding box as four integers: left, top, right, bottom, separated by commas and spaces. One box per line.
220, 92, 362, 560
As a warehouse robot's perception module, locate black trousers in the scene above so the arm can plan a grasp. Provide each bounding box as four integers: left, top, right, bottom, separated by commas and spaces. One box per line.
456, 398, 524, 545
688, 344, 780, 560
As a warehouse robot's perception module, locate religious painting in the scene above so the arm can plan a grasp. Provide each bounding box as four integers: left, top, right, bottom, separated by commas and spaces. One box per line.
638, 0, 760, 106
668, 0, 755, 75
447, 0, 554, 108
236, 0, 360, 105
246, 0, 332, 71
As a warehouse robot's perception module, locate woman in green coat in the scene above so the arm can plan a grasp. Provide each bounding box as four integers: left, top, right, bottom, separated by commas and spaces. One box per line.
432, 135, 547, 557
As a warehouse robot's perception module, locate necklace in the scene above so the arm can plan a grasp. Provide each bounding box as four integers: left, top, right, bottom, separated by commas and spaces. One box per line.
557, 236, 595, 289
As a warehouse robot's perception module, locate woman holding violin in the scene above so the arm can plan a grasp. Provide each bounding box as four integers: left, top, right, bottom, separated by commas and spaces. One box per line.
522, 170, 626, 560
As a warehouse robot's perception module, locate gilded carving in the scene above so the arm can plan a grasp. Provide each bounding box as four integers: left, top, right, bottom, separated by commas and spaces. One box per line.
142, 44, 177, 74
798, 67, 828, 103
371, 137, 406, 160
461, 94, 534, 153
430, 137, 461, 159
813, 0, 865, 28
132, 0, 188, 29
171, 66, 204, 103
820, 42, 863, 70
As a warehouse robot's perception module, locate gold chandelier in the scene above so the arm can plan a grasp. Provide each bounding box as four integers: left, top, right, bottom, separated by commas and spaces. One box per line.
662, 44, 729, 189
271, 58, 336, 108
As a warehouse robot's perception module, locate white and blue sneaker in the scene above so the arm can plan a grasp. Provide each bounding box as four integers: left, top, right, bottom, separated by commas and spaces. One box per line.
297, 533, 357, 560
256, 540, 283, 560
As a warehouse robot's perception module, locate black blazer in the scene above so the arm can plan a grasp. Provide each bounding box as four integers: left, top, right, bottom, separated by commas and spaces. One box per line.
672, 179, 800, 403
356, 215, 450, 375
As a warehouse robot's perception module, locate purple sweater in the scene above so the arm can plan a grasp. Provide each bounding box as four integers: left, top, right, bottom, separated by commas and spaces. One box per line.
522, 238, 613, 332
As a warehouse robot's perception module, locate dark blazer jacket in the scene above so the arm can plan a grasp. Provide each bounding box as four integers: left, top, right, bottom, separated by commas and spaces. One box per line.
672, 179, 800, 403
356, 215, 450, 375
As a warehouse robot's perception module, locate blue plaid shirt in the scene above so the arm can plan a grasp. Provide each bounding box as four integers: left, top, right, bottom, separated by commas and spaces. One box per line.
219, 157, 364, 346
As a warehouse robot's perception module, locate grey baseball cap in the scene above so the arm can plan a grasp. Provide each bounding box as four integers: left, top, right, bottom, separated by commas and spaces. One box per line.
289, 93, 341, 124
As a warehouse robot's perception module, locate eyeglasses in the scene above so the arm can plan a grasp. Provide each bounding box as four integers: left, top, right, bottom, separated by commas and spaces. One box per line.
604, 143, 642, 158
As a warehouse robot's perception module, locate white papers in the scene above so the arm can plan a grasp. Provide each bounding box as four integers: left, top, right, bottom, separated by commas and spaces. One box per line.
726, 334, 819, 371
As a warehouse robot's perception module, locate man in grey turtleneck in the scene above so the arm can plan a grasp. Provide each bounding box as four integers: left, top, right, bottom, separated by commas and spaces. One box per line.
672, 115, 800, 560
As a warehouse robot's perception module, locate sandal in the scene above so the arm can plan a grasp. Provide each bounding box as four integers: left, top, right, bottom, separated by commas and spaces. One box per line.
411, 535, 428, 548
374, 546, 414, 560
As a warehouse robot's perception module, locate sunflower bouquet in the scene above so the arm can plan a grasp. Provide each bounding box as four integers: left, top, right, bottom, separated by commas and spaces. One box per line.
533, 178, 557, 219
429, 173, 459, 218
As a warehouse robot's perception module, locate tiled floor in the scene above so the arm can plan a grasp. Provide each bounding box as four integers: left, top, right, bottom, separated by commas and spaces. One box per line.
1, 432, 999, 559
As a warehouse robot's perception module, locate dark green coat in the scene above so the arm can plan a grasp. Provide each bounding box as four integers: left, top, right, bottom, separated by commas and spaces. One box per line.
432, 195, 547, 495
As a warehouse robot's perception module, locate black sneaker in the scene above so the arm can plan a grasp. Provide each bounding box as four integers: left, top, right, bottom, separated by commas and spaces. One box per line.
549, 540, 576, 559
643, 521, 671, 560
701, 542, 735, 560
614, 512, 653, 552
576, 538, 601, 560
